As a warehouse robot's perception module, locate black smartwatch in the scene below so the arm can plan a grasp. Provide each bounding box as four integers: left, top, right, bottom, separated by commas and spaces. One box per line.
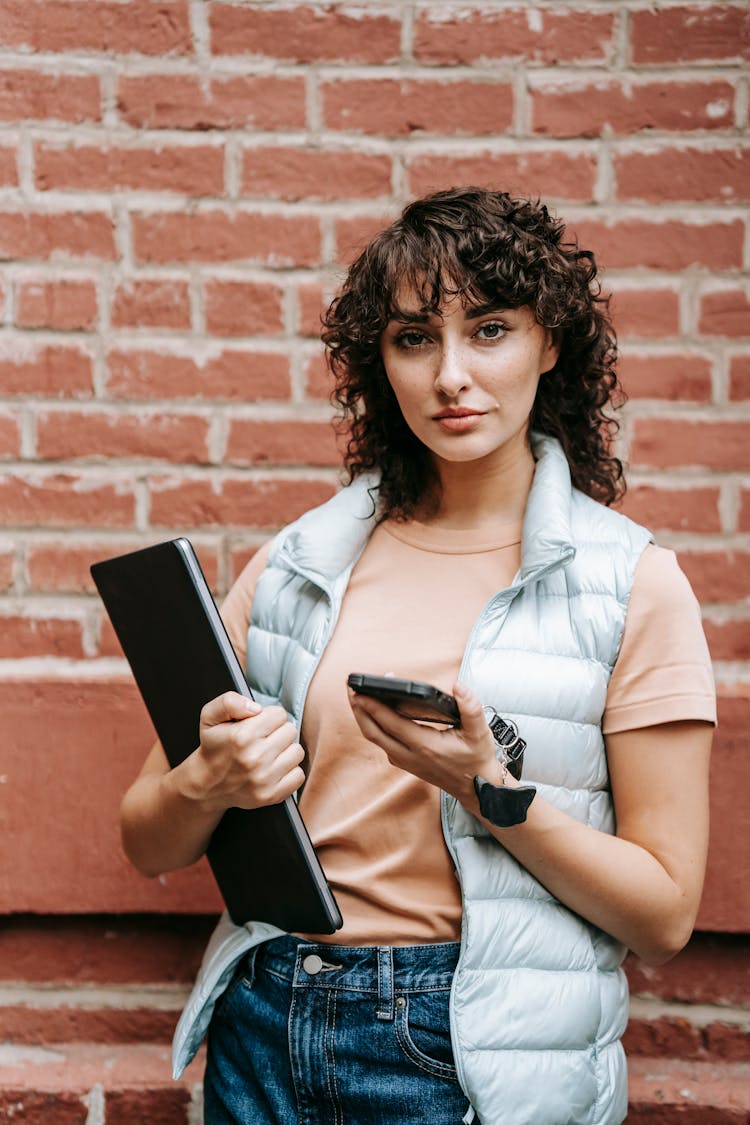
473, 712, 536, 828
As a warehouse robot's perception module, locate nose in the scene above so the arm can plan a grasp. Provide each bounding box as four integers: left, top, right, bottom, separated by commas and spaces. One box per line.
434, 342, 471, 398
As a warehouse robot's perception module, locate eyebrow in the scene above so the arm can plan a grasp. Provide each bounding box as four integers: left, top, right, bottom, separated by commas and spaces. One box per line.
388, 301, 510, 325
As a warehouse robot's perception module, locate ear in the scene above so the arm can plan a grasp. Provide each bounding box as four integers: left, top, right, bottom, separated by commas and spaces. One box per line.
541, 327, 562, 374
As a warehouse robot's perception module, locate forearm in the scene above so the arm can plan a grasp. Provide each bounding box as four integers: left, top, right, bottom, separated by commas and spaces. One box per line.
487, 796, 699, 965
120, 757, 223, 877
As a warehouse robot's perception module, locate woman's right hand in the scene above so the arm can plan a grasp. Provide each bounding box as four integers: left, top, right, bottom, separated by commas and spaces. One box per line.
178, 692, 306, 815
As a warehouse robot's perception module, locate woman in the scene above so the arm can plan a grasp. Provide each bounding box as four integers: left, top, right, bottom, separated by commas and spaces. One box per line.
120, 188, 715, 1125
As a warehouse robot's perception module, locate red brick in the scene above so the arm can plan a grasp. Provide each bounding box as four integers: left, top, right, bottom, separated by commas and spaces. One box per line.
303, 350, 333, 400
0, 615, 84, 658
149, 475, 335, 529
408, 150, 596, 203
0, 144, 18, 184
36, 409, 211, 464
117, 72, 305, 130
619, 354, 713, 401
28, 539, 219, 593
322, 78, 514, 136
229, 543, 263, 583
628, 1057, 750, 1121
111, 279, 190, 330
703, 618, 750, 662
739, 489, 750, 532
0, 549, 13, 590
241, 147, 392, 201
226, 419, 340, 467
623, 1014, 703, 1059
0, 1044, 199, 1116
609, 288, 681, 338
570, 218, 744, 271
0, 0, 191, 54
0, 69, 101, 122
335, 214, 392, 265
28, 542, 132, 593
626, 929, 750, 1005
617, 485, 721, 533
208, 4, 401, 62
678, 550, 750, 603
0, 1091, 86, 1124
705, 1021, 750, 1061
630, 6, 750, 65
35, 142, 224, 196
0, 211, 116, 260
630, 419, 750, 470
414, 8, 615, 65
729, 355, 750, 400
105, 1087, 191, 1124
699, 290, 750, 337
0, 411, 21, 457
0, 915, 212, 983
106, 348, 290, 402
0, 473, 135, 527
132, 210, 321, 267
0, 343, 93, 396
16, 278, 98, 331
615, 146, 750, 203
204, 279, 284, 337
531, 79, 735, 137
296, 281, 327, 337
0, 1003, 178, 1045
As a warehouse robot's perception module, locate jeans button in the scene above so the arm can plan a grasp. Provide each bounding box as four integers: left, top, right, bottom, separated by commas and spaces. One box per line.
302, 953, 324, 975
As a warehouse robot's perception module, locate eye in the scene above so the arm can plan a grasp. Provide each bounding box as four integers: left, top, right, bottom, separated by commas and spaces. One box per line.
475, 321, 505, 341
394, 329, 429, 349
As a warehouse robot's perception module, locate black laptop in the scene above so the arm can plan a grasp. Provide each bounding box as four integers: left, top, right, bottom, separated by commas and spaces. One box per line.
91, 538, 342, 934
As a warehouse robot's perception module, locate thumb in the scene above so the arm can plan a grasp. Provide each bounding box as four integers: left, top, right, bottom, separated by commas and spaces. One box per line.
201, 690, 262, 728
453, 682, 491, 744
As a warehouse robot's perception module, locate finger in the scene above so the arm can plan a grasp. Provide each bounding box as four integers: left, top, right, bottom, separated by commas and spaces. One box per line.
349, 696, 418, 760
201, 691, 261, 728
348, 689, 424, 746
453, 682, 492, 739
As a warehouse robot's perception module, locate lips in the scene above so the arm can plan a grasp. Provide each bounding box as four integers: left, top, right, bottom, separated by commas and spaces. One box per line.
432, 407, 486, 433
433, 407, 484, 420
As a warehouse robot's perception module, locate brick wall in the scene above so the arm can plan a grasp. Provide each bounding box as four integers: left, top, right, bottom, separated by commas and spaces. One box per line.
0, 3, 749, 1113
2, 2, 746, 1116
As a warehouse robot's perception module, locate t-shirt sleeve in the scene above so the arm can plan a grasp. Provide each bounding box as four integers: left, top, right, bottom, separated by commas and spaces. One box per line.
219, 539, 273, 670
602, 543, 717, 734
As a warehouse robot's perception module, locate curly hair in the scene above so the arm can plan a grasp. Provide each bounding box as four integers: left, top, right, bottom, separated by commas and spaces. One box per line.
322, 187, 625, 518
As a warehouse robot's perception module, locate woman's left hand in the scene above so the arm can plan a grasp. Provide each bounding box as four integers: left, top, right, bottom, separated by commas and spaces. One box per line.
348, 680, 503, 812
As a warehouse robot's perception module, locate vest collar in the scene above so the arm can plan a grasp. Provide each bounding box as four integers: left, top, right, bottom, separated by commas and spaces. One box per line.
274, 434, 576, 589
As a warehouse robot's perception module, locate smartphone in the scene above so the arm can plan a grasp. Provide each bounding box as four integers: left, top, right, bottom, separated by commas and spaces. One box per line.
347, 673, 460, 726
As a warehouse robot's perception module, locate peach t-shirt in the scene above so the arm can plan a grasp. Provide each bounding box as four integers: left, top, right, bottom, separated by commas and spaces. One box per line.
221, 519, 715, 945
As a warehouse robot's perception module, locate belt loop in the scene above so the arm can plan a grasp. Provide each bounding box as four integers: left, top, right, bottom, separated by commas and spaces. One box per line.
376, 946, 394, 1021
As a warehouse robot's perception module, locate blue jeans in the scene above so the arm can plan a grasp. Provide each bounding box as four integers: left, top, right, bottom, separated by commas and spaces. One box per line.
204, 933, 473, 1124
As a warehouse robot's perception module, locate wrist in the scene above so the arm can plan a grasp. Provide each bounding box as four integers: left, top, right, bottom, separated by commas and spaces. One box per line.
168, 752, 227, 818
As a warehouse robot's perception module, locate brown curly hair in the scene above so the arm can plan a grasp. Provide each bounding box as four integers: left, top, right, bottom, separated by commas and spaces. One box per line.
322, 187, 625, 518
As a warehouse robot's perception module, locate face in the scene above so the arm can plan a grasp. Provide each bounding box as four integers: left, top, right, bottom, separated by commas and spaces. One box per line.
380, 291, 560, 474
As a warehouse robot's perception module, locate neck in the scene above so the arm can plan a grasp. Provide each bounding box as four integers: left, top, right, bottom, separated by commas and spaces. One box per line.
417, 437, 536, 531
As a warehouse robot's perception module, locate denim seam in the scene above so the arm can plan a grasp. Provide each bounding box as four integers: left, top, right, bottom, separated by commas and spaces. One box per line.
287, 982, 303, 1121
324, 988, 344, 1125
394, 995, 458, 1082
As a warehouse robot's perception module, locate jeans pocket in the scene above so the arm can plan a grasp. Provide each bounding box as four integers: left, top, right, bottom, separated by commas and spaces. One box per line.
394, 989, 458, 1082
212, 947, 258, 1025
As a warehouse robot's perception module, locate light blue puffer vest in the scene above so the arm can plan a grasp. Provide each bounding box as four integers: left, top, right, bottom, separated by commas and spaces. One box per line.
172, 434, 651, 1125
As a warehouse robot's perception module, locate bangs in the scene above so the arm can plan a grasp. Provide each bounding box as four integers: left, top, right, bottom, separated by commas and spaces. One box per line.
374, 222, 526, 326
